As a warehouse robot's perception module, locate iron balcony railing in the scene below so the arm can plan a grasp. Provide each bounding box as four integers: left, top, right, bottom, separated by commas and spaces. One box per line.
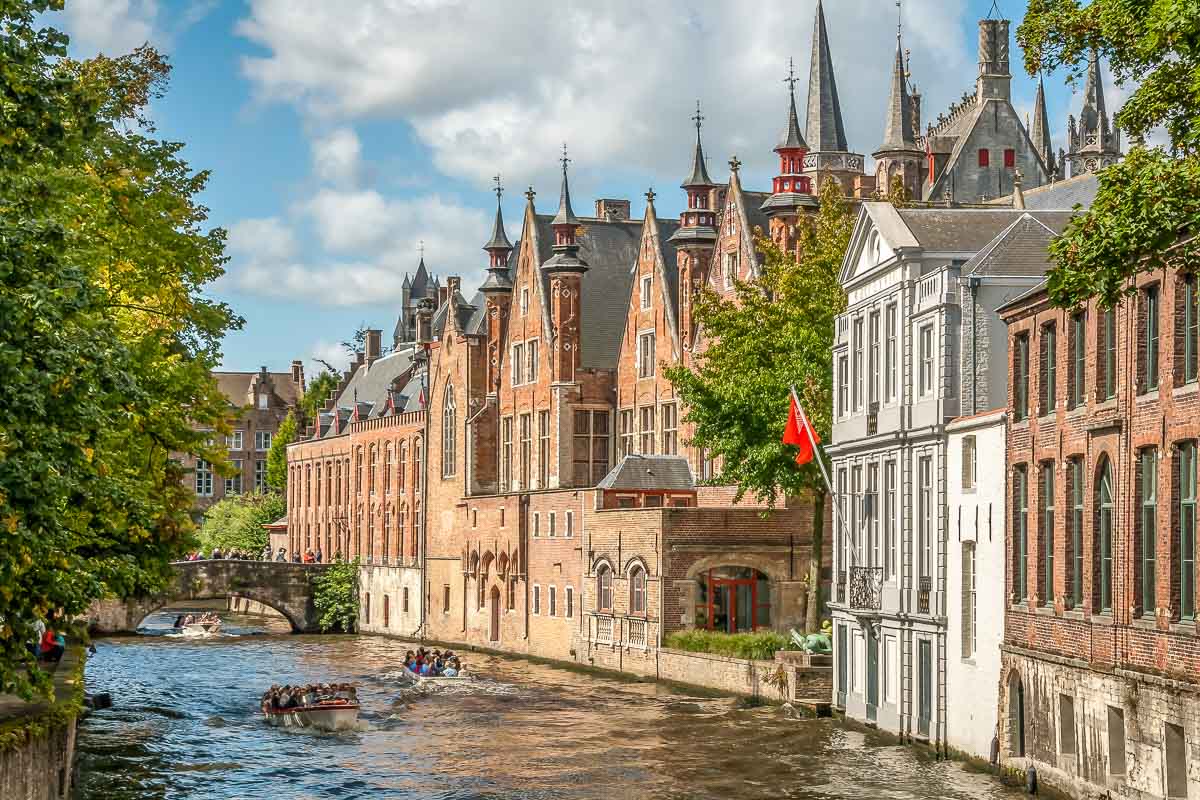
918, 576, 932, 615
836, 570, 847, 604
848, 566, 884, 612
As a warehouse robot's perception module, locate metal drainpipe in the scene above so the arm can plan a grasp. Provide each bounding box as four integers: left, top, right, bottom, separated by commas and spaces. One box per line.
419, 342, 432, 642
969, 276, 981, 415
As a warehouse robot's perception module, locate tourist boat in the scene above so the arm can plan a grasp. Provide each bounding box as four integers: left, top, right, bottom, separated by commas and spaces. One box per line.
402, 667, 469, 685
262, 700, 360, 731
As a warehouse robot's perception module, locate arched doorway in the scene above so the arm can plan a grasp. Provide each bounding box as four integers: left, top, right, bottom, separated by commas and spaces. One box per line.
489, 586, 501, 643
1008, 670, 1026, 757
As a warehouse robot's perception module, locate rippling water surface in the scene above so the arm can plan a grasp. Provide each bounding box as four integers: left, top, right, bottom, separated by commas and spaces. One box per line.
77, 608, 1025, 800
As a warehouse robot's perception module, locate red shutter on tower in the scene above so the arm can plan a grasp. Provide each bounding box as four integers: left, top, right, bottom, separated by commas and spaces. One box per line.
978, 149, 990, 167
1004, 149, 1016, 168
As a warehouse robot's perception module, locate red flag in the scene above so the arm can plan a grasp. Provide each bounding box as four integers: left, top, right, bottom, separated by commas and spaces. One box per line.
782, 393, 820, 466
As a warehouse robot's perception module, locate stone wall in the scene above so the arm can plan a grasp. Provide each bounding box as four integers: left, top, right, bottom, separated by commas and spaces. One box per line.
0, 716, 77, 800
1001, 646, 1200, 800
358, 564, 422, 637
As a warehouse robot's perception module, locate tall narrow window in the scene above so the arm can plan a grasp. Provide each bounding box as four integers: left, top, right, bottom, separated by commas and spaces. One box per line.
1102, 308, 1117, 400
1070, 311, 1087, 407
884, 461, 897, 581
1097, 460, 1114, 612
630, 566, 646, 614
885, 303, 898, 402
512, 342, 524, 385
224, 460, 243, 495
1181, 441, 1197, 621
442, 386, 456, 477
1014, 466, 1028, 603
1143, 286, 1160, 392
918, 456, 932, 580
398, 443, 407, 492
572, 410, 610, 486
640, 274, 652, 309
1041, 462, 1055, 606
383, 448, 391, 494
597, 565, 613, 611
961, 541, 976, 658
368, 445, 377, 494
501, 417, 513, 491
920, 325, 934, 396
638, 332, 656, 378
661, 403, 678, 455
1004, 148, 1015, 168
413, 438, 422, 493
1013, 333, 1029, 421
978, 148, 990, 167
1183, 274, 1199, 383
519, 413, 532, 489
866, 463, 880, 567
527, 339, 539, 383
853, 318, 864, 409
619, 409, 634, 457
869, 310, 881, 405
1138, 448, 1157, 616
538, 410, 550, 488
639, 406, 655, 454
195, 459, 213, 497
1041, 324, 1057, 414
1069, 458, 1084, 609
962, 436, 977, 491
837, 355, 849, 417
355, 447, 363, 494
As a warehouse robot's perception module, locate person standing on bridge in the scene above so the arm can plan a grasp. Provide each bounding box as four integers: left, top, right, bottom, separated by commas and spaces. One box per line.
275, 547, 287, 562
314, 546, 322, 564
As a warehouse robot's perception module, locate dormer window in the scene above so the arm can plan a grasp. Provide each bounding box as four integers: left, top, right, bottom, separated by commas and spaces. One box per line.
257, 393, 268, 410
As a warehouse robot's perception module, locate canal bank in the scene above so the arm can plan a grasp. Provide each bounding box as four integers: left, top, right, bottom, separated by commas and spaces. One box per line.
0, 646, 85, 800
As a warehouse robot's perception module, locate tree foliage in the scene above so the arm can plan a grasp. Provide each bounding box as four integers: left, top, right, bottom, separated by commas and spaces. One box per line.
1019, 0, 1200, 308
301, 371, 338, 424
0, 2, 238, 697
665, 179, 852, 630
266, 411, 297, 493
311, 559, 360, 633
196, 492, 285, 557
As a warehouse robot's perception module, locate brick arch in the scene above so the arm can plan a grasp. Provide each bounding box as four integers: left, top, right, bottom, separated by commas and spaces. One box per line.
683, 554, 784, 584
622, 555, 650, 577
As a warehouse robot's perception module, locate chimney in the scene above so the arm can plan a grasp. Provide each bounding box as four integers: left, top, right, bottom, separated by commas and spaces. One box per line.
290, 359, 304, 388
365, 329, 382, 364
595, 198, 630, 221
976, 18, 1011, 101
446, 275, 461, 298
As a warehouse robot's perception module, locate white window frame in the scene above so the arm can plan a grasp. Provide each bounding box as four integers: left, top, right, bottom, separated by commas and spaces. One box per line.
639, 405, 655, 454
549, 585, 557, 616
565, 585, 574, 617
640, 274, 653, 310
512, 342, 525, 385
254, 458, 267, 493
565, 511, 574, 538
255, 430, 272, 451
533, 512, 541, 538
225, 459, 242, 495
257, 393, 268, 410
637, 331, 656, 379
521, 287, 529, 316
532, 584, 541, 615
919, 324, 934, 397
226, 430, 244, 451
527, 339, 539, 383
195, 459, 214, 497
548, 512, 556, 537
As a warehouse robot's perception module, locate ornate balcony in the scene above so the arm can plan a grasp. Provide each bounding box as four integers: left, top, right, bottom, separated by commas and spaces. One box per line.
867, 402, 879, 436
836, 571, 847, 604
848, 566, 884, 612
918, 576, 932, 615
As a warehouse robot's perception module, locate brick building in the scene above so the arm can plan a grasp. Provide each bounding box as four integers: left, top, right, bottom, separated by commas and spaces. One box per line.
998, 266, 1199, 799
180, 363, 305, 517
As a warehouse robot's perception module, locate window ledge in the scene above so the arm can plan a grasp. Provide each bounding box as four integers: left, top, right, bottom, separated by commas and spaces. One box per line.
1170, 619, 1198, 635
1136, 389, 1161, 404
1130, 616, 1159, 632
1172, 382, 1199, 398
1090, 612, 1114, 626
1062, 608, 1086, 621
1034, 604, 1057, 617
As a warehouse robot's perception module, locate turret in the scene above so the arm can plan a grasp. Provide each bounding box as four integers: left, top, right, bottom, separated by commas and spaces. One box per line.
541, 148, 587, 383
1065, 50, 1123, 177
762, 59, 817, 221
669, 101, 718, 249
480, 177, 514, 394
873, 25, 925, 200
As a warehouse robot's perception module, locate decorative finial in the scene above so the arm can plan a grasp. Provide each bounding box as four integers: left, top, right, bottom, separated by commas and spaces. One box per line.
728, 154, 741, 173
896, 0, 902, 38
560, 142, 570, 173
525, 185, 536, 202
783, 57, 798, 93
493, 174, 503, 200
418, 239, 425, 259
645, 187, 656, 203
692, 99, 704, 132
1014, 168, 1024, 185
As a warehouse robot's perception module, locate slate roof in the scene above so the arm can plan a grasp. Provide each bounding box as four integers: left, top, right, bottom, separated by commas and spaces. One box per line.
743, 191, 771, 239
805, 0, 849, 154
532, 214, 644, 370
596, 455, 695, 491
895, 208, 1072, 253
336, 346, 419, 421
1014, 173, 1100, 211
214, 370, 302, 409
995, 278, 1050, 314
960, 214, 1063, 278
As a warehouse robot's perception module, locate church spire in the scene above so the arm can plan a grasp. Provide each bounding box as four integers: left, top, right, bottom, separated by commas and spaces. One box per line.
1030, 75, 1055, 177
543, 146, 588, 274
1079, 49, 1108, 135
805, 0, 848, 153
777, 57, 808, 152
878, 33, 916, 151
551, 144, 579, 228
682, 100, 715, 188
1066, 49, 1122, 177
481, 176, 514, 294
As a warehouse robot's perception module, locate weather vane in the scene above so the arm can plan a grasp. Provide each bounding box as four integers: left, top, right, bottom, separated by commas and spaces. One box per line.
783, 57, 798, 93
560, 143, 570, 172
493, 174, 503, 199
418, 239, 424, 259
692, 100, 704, 132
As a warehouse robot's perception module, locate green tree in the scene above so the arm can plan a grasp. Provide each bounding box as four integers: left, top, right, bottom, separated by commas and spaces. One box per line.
197, 492, 285, 557
301, 371, 338, 424
311, 559, 360, 632
665, 179, 852, 632
266, 411, 297, 492
1019, 0, 1200, 308
0, 3, 237, 697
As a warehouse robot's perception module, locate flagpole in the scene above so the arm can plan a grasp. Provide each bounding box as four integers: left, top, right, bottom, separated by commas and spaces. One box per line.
789, 385, 856, 568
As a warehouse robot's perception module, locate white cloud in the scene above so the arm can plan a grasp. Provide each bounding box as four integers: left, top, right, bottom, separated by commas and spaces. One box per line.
58, 0, 216, 55
311, 127, 363, 187
228, 216, 298, 262
236, 0, 975, 189
308, 339, 353, 378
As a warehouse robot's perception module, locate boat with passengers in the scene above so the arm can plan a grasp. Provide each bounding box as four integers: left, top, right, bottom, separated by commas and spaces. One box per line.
261, 683, 360, 731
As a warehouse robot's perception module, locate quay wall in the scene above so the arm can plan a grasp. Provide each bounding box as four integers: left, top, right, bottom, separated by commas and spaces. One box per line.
0, 648, 84, 800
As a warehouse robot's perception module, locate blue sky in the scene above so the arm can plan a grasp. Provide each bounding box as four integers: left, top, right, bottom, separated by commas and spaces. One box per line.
53, 0, 1126, 377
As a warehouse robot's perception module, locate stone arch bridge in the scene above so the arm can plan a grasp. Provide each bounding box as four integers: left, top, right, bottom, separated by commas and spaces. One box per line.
86, 560, 335, 634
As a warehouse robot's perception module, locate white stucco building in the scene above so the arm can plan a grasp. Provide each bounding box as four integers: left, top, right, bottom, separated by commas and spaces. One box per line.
945, 410, 1006, 760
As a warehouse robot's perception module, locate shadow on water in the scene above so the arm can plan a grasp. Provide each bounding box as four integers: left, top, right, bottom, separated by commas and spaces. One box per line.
76, 613, 1031, 799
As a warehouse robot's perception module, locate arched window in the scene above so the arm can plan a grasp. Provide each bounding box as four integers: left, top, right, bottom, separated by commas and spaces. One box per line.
414, 437, 423, 492
398, 442, 408, 492
355, 448, 363, 495
367, 504, 375, 561
1096, 458, 1114, 612
368, 444, 377, 495
325, 461, 332, 504
629, 565, 647, 615
412, 501, 421, 559
597, 564, 613, 611
335, 461, 341, 505
443, 384, 457, 477
397, 503, 407, 563
384, 444, 392, 494
315, 463, 322, 506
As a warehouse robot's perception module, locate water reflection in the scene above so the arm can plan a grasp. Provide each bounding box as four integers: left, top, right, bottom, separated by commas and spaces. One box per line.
77, 610, 1026, 799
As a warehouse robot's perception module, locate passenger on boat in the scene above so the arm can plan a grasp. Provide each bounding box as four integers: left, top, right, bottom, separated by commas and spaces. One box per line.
173, 615, 185, 629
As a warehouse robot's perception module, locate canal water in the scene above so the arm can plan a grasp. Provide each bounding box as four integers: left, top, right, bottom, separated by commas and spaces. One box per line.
77, 608, 1026, 800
